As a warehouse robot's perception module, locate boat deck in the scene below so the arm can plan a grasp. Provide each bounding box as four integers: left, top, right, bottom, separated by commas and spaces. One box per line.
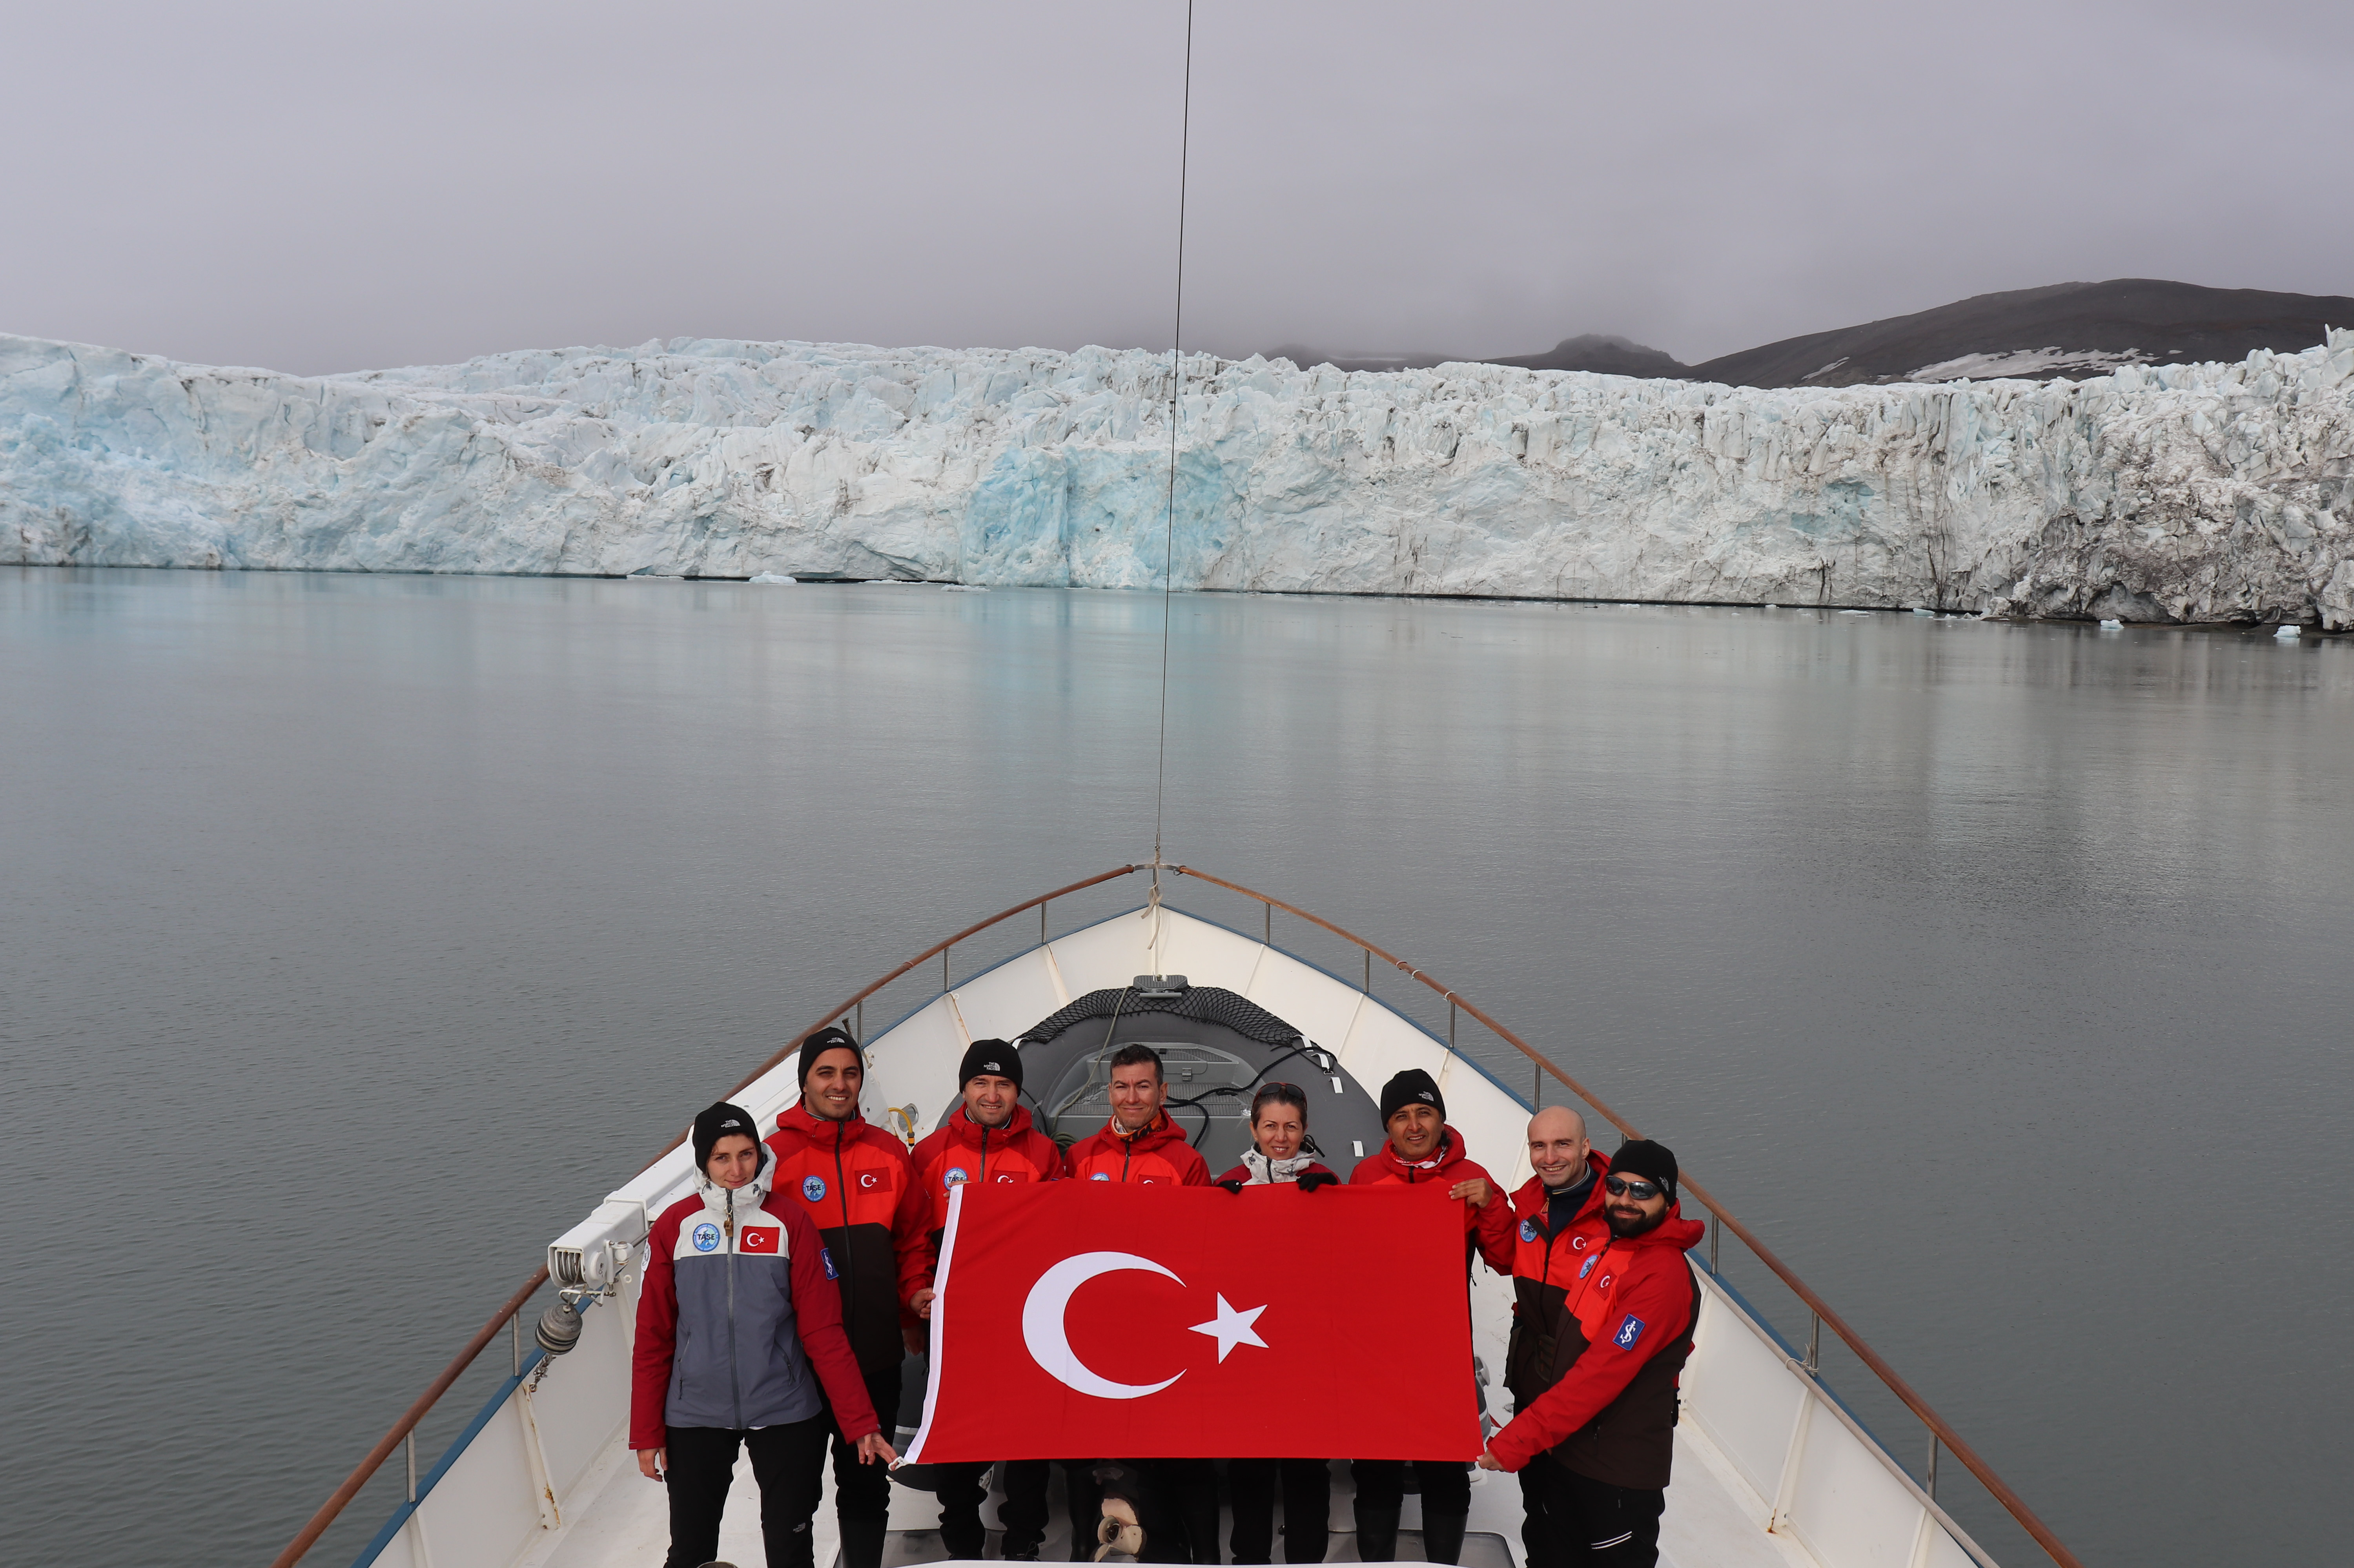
525, 1426, 1802, 1568
351, 900, 1994, 1568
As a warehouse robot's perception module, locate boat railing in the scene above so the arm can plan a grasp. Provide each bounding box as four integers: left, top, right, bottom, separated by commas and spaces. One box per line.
1165, 864, 2083, 1568
271, 861, 2081, 1568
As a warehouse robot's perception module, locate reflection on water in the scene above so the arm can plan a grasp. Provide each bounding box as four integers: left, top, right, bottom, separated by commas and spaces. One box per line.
1, 568, 2347, 1568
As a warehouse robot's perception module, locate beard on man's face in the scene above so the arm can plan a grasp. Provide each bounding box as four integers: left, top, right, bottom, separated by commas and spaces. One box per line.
1606, 1203, 1667, 1238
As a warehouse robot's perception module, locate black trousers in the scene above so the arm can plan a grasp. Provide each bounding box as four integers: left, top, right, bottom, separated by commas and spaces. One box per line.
1227, 1457, 1330, 1564
1136, 1457, 1219, 1564
935, 1458, 1051, 1558
827, 1363, 902, 1524
1061, 1459, 1103, 1560
1523, 1460, 1667, 1568
1059, 1459, 1217, 1563
662, 1419, 830, 1568
1350, 1457, 1471, 1516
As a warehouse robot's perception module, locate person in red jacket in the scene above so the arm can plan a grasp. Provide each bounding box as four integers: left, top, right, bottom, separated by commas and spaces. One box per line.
1060, 1043, 1213, 1561
1213, 1082, 1341, 1566
907, 1040, 1065, 1561
1478, 1140, 1706, 1568
763, 1027, 932, 1568
633, 1101, 894, 1568
1063, 1042, 1214, 1186
1502, 1107, 1610, 1568
1346, 1068, 1514, 1565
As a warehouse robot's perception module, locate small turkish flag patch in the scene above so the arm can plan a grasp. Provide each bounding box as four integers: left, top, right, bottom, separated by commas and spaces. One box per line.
740, 1226, 781, 1254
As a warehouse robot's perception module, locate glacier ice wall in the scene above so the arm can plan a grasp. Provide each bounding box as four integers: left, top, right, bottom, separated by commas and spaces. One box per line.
5, 330, 2352, 625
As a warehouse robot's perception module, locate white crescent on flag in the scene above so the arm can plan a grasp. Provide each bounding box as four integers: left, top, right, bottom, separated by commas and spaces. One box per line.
1020, 1251, 1188, 1399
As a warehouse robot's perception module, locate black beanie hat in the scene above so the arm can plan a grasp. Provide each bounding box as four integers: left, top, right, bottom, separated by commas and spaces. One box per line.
692, 1101, 761, 1172
798, 1025, 860, 1086
957, 1038, 1022, 1089
1378, 1068, 1446, 1125
1609, 1138, 1680, 1202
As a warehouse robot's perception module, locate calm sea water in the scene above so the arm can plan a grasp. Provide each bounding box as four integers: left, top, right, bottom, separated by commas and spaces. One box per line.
2, 567, 2346, 1568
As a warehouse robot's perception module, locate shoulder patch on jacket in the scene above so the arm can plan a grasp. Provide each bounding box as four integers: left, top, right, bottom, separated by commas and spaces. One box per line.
820, 1245, 838, 1280
1613, 1313, 1646, 1349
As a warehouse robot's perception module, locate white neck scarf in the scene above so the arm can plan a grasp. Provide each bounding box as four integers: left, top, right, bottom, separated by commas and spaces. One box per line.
1241, 1148, 1315, 1185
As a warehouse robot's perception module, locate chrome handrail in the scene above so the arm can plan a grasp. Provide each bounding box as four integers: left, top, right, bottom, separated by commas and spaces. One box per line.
273, 860, 2081, 1568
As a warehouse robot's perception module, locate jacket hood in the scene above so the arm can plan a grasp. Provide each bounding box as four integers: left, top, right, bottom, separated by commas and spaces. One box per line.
1512, 1150, 1611, 1221
774, 1099, 874, 1143
1369, 1123, 1479, 1180
1101, 1109, 1189, 1151
1606, 1203, 1705, 1254
693, 1138, 775, 1221
942, 1102, 1039, 1145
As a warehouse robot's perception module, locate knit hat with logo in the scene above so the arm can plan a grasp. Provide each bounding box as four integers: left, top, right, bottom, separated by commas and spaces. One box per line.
1377, 1068, 1446, 1125
692, 1101, 761, 1171
797, 1024, 861, 1086
1608, 1138, 1680, 1204
957, 1038, 1023, 1089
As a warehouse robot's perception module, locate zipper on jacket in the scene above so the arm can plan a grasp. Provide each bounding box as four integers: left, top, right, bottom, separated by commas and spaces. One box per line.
833, 1120, 857, 1348
725, 1186, 743, 1430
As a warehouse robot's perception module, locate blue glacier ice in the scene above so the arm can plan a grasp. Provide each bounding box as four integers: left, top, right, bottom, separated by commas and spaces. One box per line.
4, 330, 2351, 625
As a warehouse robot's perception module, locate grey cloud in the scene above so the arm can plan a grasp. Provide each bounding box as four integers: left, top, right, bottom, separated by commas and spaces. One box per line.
2, 0, 2347, 376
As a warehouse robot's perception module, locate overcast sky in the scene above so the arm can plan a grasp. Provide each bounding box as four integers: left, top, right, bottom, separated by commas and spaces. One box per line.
4, 1, 2349, 375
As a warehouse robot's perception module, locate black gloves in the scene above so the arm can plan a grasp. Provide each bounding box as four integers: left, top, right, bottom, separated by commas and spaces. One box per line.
1215, 1176, 1246, 1194
1297, 1170, 1339, 1192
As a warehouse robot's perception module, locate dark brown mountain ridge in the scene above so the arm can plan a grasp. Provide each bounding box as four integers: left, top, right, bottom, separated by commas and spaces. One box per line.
1265, 279, 2353, 388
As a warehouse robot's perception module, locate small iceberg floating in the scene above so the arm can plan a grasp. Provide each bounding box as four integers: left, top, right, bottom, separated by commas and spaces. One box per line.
749, 572, 796, 585
2276, 625, 2301, 639
2099, 619, 2124, 630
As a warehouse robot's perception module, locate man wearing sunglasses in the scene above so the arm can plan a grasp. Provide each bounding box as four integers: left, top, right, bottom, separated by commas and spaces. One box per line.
1477, 1140, 1704, 1568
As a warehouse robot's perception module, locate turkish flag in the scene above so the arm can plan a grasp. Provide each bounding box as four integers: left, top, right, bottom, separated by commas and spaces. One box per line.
739, 1226, 780, 1254
906, 1182, 1479, 1461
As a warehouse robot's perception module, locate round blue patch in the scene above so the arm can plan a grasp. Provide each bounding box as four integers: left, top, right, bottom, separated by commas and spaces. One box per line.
1518, 1218, 1539, 1243
802, 1175, 827, 1202
691, 1221, 721, 1253
1090, 1172, 1111, 1182
945, 1166, 969, 1187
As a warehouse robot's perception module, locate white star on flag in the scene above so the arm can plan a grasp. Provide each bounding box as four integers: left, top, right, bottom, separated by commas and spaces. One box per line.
1186, 1294, 1269, 1362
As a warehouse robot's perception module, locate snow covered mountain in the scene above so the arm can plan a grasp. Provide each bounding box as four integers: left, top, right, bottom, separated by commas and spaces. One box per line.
5, 330, 2351, 626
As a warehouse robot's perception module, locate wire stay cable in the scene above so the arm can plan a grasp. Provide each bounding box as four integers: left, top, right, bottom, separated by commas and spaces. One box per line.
1149, 0, 1195, 878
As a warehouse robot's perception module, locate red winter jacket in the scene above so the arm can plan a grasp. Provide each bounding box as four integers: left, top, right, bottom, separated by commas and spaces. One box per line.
1348, 1125, 1515, 1276
765, 1103, 932, 1375
1486, 1202, 1706, 1486
1065, 1111, 1212, 1186
630, 1149, 879, 1451
1503, 1155, 1613, 1400
910, 1103, 1068, 1249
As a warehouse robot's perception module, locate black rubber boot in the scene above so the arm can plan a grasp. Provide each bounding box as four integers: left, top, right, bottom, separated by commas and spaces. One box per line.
1352, 1503, 1400, 1563
939, 1518, 987, 1561
839, 1517, 889, 1568
1421, 1510, 1469, 1566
